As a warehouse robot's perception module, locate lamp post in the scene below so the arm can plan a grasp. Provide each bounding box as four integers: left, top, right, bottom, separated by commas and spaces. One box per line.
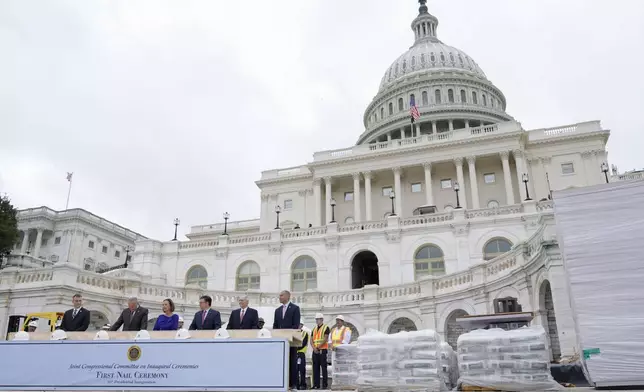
274, 205, 281, 229
330, 198, 337, 223
601, 162, 609, 183
172, 218, 180, 241
453, 182, 462, 209
389, 191, 396, 216
124, 246, 132, 268
522, 173, 532, 201
223, 212, 230, 235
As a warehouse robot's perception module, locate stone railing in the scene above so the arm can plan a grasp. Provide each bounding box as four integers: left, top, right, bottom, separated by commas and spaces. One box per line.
401, 212, 454, 227
189, 219, 261, 235
464, 204, 523, 219
536, 200, 554, 212
339, 220, 387, 233
227, 233, 271, 245
179, 239, 220, 250
611, 171, 644, 182
528, 120, 603, 141
282, 226, 328, 240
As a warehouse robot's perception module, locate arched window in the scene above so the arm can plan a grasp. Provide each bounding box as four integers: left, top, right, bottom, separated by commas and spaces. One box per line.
482, 94, 487, 106
458, 54, 464, 65
460, 89, 467, 103
380, 107, 384, 119
434, 89, 442, 104
373, 113, 377, 122
411, 56, 416, 67
291, 256, 317, 292
388, 102, 394, 115
398, 98, 404, 111
414, 244, 445, 279
444, 205, 454, 212
394, 63, 399, 75
483, 238, 513, 261
236, 261, 261, 291
186, 265, 208, 289
449, 53, 455, 63
410, 93, 415, 106
440, 53, 445, 62
421, 53, 426, 65
487, 200, 500, 208
448, 89, 454, 103
422, 91, 428, 105
472, 91, 478, 104
430, 53, 436, 63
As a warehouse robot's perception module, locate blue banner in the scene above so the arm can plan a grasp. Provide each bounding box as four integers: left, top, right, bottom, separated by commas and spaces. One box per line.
0, 339, 288, 391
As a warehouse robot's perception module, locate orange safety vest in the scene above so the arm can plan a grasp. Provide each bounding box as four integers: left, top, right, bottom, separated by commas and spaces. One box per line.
312, 324, 329, 350
331, 326, 347, 348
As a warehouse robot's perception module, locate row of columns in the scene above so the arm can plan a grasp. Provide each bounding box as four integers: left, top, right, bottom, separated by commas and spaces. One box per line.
312, 150, 528, 225
18, 228, 45, 258
379, 120, 481, 143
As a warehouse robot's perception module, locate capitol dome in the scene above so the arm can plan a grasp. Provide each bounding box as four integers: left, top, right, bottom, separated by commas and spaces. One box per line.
357, 0, 514, 145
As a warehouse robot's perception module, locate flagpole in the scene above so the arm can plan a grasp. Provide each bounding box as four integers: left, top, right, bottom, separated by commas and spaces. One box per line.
65, 173, 73, 210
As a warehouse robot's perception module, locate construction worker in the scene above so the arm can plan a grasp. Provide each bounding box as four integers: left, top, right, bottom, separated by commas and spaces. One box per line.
296, 320, 309, 390
329, 315, 351, 350
310, 313, 330, 390
27, 320, 38, 332
258, 317, 265, 329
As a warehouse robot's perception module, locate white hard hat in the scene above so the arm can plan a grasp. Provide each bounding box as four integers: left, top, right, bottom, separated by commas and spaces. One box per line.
13, 331, 30, 341
178, 316, 184, 322
94, 330, 109, 340
175, 328, 191, 340
336, 315, 345, 321
257, 328, 272, 338
315, 313, 324, 320
214, 328, 230, 339
134, 330, 151, 340
28, 320, 38, 328
51, 329, 67, 341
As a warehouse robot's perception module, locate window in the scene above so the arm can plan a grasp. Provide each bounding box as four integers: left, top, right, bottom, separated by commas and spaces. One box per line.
374, 113, 377, 122
284, 199, 293, 210
411, 183, 422, 193
291, 256, 317, 292
84, 264, 92, 271
444, 205, 454, 211
114, 250, 121, 259
54, 236, 61, 245
441, 179, 452, 189
388, 102, 393, 115
382, 186, 393, 197
88, 240, 95, 249
487, 200, 500, 208
344, 217, 354, 224
398, 98, 404, 111
434, 89, 441, 104
42, 239, 48, 246
472, 92, 478, 104
440, 53, 445, 62
101, 246, 108, 254
482, 94, 487, 106
422, 91, 428, 105
344, 192, 354, 201
421, 53, 426, 64
186, 265, 208, 289
414, 244, 445, 279
449, 53, 455, 62
380, 107, 384, 119
494, 297, 521, 313
484, 173, 496, 184
561, 162, 575, 174
411, 56, 416, 67
483, 238, 513, 261
236, 261, 261, 291
410, 93, 415, 106
448, 89, 454, 103
460, 89, 467, 103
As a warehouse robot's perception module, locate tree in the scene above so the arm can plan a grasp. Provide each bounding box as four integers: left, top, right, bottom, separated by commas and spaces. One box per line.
0, 195, 19, 258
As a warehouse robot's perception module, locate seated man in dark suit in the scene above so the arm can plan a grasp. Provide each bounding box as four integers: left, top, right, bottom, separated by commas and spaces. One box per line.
273, 290, 301, 390
227, 295, 259, 330
59, 293, 90, 332
110, 297, 149, 331
189, 295, 222, 330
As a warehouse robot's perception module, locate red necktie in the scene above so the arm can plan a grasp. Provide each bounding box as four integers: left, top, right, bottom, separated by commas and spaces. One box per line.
240, 309, 245, 321
201, 310, 207, 326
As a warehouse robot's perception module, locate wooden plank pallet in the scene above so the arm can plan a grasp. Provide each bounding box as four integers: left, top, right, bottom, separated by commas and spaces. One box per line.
331, 386, 356, 391
461, 385, 499, 391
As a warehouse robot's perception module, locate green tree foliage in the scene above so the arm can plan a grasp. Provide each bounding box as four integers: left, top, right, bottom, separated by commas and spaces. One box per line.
0, 195, 19, 257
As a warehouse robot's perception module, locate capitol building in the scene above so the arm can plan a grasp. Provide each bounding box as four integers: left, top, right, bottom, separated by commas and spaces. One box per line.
1, 1, 635, 361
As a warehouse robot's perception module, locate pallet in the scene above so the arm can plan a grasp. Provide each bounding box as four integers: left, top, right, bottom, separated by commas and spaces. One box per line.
331, 386, 355, 391
461, 385, 498, 392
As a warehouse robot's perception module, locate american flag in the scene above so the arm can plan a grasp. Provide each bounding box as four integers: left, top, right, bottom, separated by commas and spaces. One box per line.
410, 95, 420, 122
66, 172, 73, 182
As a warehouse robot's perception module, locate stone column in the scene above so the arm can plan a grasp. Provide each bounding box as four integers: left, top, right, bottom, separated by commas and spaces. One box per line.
465, 119, 470, 129
514, 150, 527, 201
352, 173, 362, 222
20, 230, 29, 254
431, 121, 437, 134
324, 177, 332, 224
387, 133, 392, 142
364, 172, 373, 221
500, 151, 515, 204
34, 228, 44, 258
454, 158, 467, 209
423, 163, 434, 206
313, 179, 322, 226
593, 150, 606, 184
400, 127, 405, 139
393, 167, 403, 216
467, 156, 480, 209
415, 124, 421, 138
448, 120, 454, 132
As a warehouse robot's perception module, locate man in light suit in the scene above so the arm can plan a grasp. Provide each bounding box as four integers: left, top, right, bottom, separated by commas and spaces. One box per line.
59, 293, 90, 332
189, 295, 222, 330
227, 296, 259, 330
273, 290, 301, 389
110, 297, 149, 332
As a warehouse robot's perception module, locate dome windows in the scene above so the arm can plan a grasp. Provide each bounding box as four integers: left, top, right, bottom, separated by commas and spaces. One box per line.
440, 53, 445, 63
394, 63, 399, 75
482, 94, 487, 106
458, 54, 464, 65
460, 89, 467, 103
448, 89, 454, 103
422, 91, 428, 106
388, 68, 393, 81
380, 107, 384, 119
402, 60, 407, 71
449, 53, 455, 63
388, 102, 394, 115
472, 92, 478, 104
398, 98, 404, 111
430, 52, 436, 63
421, 53, 426, 64
434, 89, 442, 104
411, 56, 416, 68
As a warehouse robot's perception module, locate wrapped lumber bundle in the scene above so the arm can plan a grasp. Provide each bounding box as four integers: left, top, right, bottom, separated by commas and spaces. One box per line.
457, 326, 563, 391
356, 329, 445, 392
440, 342, 458, 390
332, 343, 358, 389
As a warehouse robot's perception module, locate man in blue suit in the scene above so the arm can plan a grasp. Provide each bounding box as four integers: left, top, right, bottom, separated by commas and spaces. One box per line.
227, 295, 259, 330
189, 295, 222, 330
273, 290, 300, 389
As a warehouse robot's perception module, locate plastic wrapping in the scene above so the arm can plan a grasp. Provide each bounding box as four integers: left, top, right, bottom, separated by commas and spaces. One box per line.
457, 326, 563, 391
553, 181, 644, 387
332, 343, 358, 388
356, 329, 445, 392
439, 342, 458, 390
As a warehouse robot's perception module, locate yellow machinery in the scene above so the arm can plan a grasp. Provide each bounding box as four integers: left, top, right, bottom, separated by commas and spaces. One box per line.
5, 312, 64, 339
